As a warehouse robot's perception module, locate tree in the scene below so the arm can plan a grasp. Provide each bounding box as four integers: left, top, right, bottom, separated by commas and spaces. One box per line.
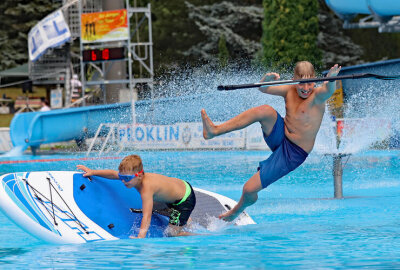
0, 0, 59, 70
262, 0, 322, 70
133, 0, 219, 70
218, 34, 229, 68
185, 1, 263, 65
132, 0, 263, 71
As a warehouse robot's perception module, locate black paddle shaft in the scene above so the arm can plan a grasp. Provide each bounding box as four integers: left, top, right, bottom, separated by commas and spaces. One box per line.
217, 73, 400, 91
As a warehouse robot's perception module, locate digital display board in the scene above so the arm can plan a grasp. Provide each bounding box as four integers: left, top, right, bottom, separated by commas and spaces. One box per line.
82, 47, 125, 62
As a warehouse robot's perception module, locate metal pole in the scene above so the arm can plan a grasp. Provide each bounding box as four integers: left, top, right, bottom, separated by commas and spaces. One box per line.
102, 0, 125, 103
65, 67, 71, 107
147, 3, 154, 100
333, 154, 343, 199
126, 0, 136, 125
78, 0, 85, 107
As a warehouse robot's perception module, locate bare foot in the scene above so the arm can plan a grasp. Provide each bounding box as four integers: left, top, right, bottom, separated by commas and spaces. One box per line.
219, 209, 241, 222
201, 109, 217, 140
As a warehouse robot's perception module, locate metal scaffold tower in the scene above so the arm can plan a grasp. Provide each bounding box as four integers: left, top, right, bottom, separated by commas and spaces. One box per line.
29, 0, 154, 113
79, 0, 154, 123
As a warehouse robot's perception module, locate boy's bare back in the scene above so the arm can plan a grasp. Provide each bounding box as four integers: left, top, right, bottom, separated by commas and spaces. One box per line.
138, 173, 187, 204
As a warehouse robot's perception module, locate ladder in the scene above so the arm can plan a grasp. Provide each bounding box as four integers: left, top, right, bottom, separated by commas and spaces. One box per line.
86, 123, 127, 156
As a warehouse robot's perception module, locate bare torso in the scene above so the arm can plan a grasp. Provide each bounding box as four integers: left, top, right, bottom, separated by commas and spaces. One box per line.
136, 173, 187, 203
283, 86, 325, 153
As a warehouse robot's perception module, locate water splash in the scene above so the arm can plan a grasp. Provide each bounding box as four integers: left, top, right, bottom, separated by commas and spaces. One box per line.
9, 63, 399, 156
153, 64, 399, 155
314, 79, 398, 154
139, 63, 293, 125
1, 145, 27, 157
188, 214, 230, 234
313, 111, 337, 154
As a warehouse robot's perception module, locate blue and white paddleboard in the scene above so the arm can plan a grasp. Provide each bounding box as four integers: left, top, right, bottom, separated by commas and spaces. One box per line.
0, 171, 255, 244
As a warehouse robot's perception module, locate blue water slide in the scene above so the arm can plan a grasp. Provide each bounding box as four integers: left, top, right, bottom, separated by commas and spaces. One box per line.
5, 86, 278, 156
325, 0, 400, 17
8, 103, 132, 155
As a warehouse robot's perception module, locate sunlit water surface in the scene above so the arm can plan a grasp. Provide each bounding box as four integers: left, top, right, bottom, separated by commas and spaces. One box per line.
0, 150, 400, 269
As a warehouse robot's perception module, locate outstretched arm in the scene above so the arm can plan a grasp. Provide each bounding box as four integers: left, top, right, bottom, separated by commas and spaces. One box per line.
258, 72, 288, 97
314, 64, 342, 103
76, 165, 119, 179
137, 187, 154, 238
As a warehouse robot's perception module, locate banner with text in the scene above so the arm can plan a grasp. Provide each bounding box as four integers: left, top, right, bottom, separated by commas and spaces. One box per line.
117, 123, 245, 150
245, 123, 269, 150
28, 10, 71, 61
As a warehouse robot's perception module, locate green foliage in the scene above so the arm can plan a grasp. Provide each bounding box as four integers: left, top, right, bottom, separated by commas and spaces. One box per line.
132, 0, 222, 71
0, 0, 59, 71
345, 28, 400, 62
218, 34, 229, 68
262, 0, 321, 70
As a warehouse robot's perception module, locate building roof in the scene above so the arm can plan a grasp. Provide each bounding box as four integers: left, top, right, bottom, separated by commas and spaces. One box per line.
0, 63, 29, 78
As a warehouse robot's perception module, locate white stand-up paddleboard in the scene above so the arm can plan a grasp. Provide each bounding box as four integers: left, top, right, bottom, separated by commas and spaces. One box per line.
0, 171, 255, 244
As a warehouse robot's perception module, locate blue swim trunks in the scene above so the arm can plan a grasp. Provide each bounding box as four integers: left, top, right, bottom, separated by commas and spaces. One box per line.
258, 112, 308, 189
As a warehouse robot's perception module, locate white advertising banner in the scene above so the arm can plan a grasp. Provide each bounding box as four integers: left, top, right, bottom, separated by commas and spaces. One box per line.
28, 10, 71, 61
117, 123, 245, 150
245, 123, 269, 150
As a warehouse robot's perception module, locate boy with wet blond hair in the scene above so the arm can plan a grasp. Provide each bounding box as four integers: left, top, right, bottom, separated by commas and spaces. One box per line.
201, 61, 341, 221
77, 154, 196, 238
294, 60, 315, 78
118, 155, 143, 173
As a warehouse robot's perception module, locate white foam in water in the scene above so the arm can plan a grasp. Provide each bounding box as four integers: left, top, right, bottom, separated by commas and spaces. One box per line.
204, 215, 230, 232
265, 200, 340, 215
187, 215, 230, 234
1, 145, 27, 157
355, 180, 400, 190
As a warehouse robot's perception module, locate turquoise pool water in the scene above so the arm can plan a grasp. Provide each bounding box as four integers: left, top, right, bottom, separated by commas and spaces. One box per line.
1, 150, 400, 269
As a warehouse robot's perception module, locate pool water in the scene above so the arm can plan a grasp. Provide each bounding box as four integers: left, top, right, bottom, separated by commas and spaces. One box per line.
1, 150, 400, 269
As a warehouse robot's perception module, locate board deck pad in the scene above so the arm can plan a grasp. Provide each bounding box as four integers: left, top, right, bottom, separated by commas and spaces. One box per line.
74, 174, 169, 238
191, 191, 228, 227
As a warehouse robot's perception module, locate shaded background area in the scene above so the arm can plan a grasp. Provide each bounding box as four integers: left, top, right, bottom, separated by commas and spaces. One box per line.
1, 0, 400, 74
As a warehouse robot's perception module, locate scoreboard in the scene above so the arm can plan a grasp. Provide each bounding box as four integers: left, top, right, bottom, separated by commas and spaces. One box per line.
82, 47, 125, 62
